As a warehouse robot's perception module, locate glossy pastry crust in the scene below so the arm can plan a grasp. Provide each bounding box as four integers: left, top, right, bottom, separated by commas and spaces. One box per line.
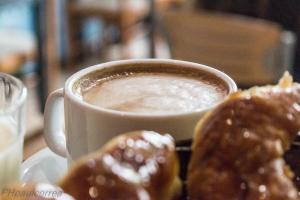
59, 130, 181, 200
188, 73, 300, 200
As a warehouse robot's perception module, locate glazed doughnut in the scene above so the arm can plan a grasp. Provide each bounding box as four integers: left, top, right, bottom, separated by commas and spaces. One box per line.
59, 130, 181, 200
188, 73, 300, 200
0, 183, 74, 200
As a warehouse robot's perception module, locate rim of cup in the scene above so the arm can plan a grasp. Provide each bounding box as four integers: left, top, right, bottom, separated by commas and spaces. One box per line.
65, 59, 237, 119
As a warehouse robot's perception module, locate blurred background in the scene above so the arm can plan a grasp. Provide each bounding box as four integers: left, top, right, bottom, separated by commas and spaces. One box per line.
0, 0, 299, 150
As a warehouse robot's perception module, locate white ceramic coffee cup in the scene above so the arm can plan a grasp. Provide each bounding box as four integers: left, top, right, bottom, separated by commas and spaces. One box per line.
44, 59, 237, 161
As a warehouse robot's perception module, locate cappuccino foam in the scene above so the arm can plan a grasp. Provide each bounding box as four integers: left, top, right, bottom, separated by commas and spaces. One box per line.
81, 72, 227, 114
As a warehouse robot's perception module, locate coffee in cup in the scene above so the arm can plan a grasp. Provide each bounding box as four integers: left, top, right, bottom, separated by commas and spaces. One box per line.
76, 64, 228, 114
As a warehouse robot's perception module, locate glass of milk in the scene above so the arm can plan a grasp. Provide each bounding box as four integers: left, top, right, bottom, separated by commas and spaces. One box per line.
0, 73, 27, 190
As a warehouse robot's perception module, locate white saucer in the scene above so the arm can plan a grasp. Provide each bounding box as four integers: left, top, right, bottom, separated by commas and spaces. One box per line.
21, 148, 67, 184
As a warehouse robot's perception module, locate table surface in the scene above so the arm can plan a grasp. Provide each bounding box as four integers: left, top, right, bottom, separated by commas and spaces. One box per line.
24, 133, 46, 160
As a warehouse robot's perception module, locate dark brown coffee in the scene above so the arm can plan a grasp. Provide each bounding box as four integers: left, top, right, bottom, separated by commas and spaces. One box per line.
75, 64, 228, 114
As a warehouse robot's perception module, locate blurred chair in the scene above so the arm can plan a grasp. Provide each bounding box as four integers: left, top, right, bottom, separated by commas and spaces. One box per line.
161, 10, 296, 87
66, 0, 182, 66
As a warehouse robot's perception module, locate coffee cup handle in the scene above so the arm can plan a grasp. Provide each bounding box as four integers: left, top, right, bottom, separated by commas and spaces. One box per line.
44, 88, 67, 157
